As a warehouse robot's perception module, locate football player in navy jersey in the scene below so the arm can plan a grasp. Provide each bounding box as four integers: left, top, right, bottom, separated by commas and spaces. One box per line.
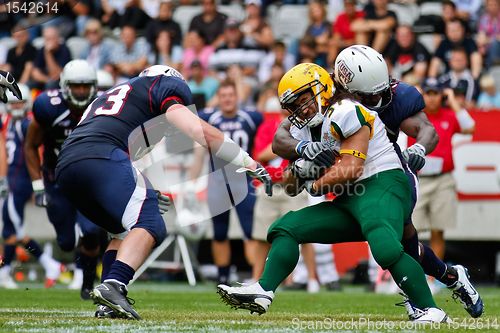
55, 65, 272, 320
0, 84, 64, 289
272, 45, 482, 318
24, 60, 103, 299
192, 80, 263, 285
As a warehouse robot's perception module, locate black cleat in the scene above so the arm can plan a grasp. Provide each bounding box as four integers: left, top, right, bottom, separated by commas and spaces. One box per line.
81, 287, 92, 300
90, 281, 141, 320
95, 304, 118, 319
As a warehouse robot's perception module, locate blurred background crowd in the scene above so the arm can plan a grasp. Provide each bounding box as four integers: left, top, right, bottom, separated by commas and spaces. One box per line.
0, 0, 499, 111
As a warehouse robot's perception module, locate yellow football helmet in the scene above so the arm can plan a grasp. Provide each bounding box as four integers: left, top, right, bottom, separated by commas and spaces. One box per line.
277, 63, 334, 128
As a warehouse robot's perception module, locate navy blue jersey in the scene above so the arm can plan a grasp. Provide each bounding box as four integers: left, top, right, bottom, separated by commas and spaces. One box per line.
5, 118, 31, 182
32, 90, 82, 173
378, 81, 425, 143
199, 108, 263, 154
58, 75, 192, 169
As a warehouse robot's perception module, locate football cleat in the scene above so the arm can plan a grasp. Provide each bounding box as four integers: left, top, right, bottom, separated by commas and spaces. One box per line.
396, 293, 451, 323
90, 281, 141, 320
449, 265, 484, 318
413, 308, 452, 324
95, 304, 118, 319
0, 267, 18, 289
217, 282, 274, 315
44, 259, 65, 289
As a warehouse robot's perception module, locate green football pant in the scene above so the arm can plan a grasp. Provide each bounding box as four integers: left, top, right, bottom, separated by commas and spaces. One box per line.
259, 169, 436, 309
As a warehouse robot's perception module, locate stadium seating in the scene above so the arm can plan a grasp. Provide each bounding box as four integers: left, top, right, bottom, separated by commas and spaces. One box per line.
269, 5, 309, 41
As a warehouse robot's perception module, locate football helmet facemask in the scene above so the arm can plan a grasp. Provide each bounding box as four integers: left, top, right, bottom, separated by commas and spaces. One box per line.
278, 63, 334, 129
60, 60, 97, 109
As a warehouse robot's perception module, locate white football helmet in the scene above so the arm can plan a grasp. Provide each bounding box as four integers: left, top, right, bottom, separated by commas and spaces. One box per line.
6, 83, 31, 119
139, 65, 185, 81
60, 60, 97, 109
334, 45, 392, 111
96, 70, 114, 92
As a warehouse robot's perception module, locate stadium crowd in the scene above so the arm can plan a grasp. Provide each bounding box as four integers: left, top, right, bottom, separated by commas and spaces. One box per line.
0, 0, 498, 109
0, 0, 499, 293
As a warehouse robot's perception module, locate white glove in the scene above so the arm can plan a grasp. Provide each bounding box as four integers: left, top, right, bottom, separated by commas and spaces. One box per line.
291, 158, 324, 180
296, 141, 335, 168
402, 143, 426, 173
0, 70, 22, 103
237, 163, 273, 196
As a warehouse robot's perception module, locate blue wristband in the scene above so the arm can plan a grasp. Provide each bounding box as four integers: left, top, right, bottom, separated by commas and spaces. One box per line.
295, 140, 307, 155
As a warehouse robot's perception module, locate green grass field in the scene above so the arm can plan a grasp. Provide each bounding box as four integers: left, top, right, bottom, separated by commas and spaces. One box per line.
0, 283, 499, 332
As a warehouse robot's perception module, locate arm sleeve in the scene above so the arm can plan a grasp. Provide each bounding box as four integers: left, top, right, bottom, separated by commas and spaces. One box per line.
330, 104, 375, 139
396, 83, 425, 118
151, 76, 193, 115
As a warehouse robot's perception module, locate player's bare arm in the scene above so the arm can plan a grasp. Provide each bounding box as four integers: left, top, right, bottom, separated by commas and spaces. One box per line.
400, 111, 439, 154
24, 119, 45, 181
165, 103, 273, 195
310, 126, 369, 195
271, 118, 300, 160
281, 168, 305, 197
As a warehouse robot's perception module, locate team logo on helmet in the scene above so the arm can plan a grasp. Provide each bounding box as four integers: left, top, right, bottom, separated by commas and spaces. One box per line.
337, 60, 354, 85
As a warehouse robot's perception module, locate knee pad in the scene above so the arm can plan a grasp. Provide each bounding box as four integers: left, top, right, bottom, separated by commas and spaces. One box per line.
366, 226, 403, 269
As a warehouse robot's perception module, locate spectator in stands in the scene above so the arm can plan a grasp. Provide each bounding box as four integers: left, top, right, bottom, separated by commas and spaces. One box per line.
412, 78, 475, 260
31, 26, 72, 90
452, 0, 483, 27
225, 64, 253, 108
49, 0, 94, 37
438, 47, 478, 107
351, 0, 397, 52
182, 30, 214, 79
187, 60, 219, 109
109, 25, 149, 82
188, 0, 227, 48
149, 29, 183, 70
428, 19, 482, 80
240, 0, 274, 50
477, 74, 500, 110
297, 35, 326, 68
305, 0, 331, 57
1, 25, 37, 84
328, 0, 364, 65
101, 0, 150, 30
384, 25, 431, 82
256, 63, 285, 112
145, 0, 182, 47
257, 40, 295, 84
79, 19, 114, 71
477, 0, 500, 68
209, 19, 264, 77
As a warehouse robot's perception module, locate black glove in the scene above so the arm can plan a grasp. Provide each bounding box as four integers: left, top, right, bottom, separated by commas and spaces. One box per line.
0, 177, 8, 198
156, 190, 171, 214
297, 141, 335, 168
0, 70, 22, 103
402, 143, 426, 173
237, 163, 273, 196
291, 158, 324, 180
303, 180, 322, 197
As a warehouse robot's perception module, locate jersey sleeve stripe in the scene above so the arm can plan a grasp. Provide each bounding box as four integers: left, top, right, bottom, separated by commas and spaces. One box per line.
330, 122, 345, 141
355, 105, 375, 139
161, 96, 183, 112
148, 76, 162, 114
